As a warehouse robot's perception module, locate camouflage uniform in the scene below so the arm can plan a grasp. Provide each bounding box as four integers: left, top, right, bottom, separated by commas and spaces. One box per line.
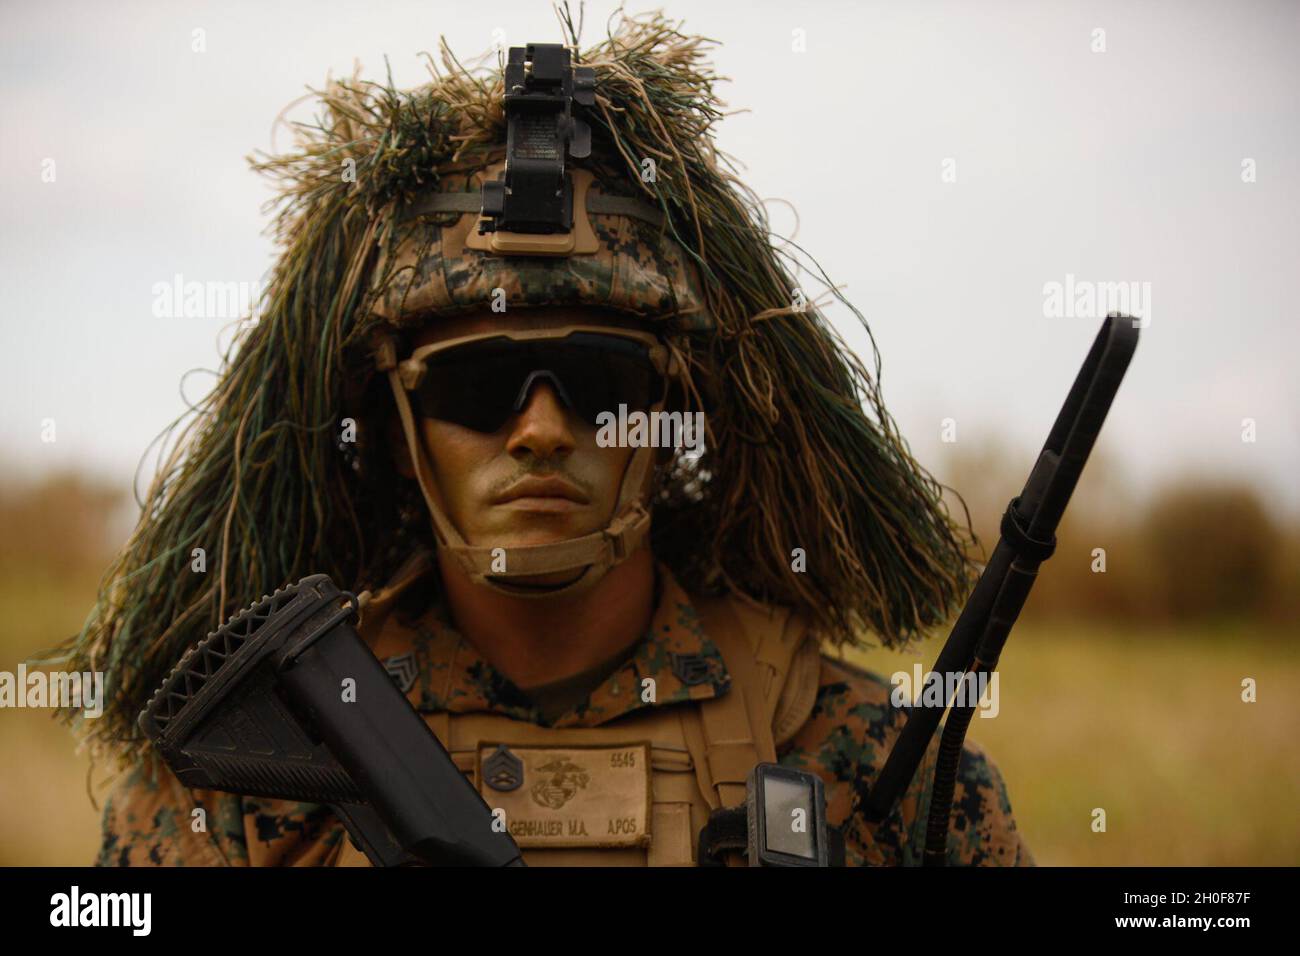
97, 565, 1031, 867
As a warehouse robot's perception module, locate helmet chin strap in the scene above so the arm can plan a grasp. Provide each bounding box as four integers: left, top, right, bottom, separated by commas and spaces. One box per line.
382, 357, 655, 600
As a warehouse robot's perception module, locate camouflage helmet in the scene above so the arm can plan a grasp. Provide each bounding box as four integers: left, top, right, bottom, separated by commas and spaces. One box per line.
370, 148, 713, 332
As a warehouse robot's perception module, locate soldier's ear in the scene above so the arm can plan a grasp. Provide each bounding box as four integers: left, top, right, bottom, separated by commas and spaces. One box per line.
387, 408, 417, 480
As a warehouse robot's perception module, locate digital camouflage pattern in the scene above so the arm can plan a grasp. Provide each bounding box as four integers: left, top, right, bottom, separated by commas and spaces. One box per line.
371, 155, 713, 332
96, 566, 1031, 867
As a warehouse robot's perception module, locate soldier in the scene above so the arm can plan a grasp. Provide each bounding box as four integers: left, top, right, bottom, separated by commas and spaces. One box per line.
66, 14, 1031, 867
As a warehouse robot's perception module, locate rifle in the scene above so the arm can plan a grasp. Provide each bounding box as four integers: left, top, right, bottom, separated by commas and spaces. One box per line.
864, 314, 1140, 864
138, 574, 524, 867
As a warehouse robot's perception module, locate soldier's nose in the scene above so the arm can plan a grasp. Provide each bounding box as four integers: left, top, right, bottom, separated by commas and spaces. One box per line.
505, 381, 577, 460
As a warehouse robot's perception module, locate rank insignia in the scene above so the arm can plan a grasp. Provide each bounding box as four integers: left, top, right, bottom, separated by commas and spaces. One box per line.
382, 652, 418, 694
483, 744, 524, 792
672, 652, 714, 686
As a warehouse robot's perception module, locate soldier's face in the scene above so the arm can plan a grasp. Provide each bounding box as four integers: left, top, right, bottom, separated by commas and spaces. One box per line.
404, 307, 640, 554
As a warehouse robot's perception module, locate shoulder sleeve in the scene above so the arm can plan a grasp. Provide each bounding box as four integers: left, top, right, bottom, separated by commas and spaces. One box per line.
893, 718, 1034, 867
935, 737, 1034, 866
240, 796, 349, 866
781, 654, 1033, 867
95, 760, 248, 867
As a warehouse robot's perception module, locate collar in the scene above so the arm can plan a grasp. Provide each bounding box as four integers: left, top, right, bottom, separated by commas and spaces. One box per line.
360, 564, 731, 727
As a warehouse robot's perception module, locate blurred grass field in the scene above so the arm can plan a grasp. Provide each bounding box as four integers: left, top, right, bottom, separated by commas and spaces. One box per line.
846, 624, 1300, 865
2, 564, 1296, 866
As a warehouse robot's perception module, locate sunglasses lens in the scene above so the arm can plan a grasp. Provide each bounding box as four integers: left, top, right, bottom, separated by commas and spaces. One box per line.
418, 341, 526, 432
545, 334, 661, 426
414, 334, 663, 433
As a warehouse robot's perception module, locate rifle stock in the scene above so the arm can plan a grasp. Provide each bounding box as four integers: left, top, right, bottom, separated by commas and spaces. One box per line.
138, 574, 524, 867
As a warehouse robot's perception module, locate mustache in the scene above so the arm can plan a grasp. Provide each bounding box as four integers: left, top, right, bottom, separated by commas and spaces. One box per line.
487, 456, 595, 500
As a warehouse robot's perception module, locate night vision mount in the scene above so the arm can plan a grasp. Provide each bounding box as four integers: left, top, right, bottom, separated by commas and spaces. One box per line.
479, 43, 595, 237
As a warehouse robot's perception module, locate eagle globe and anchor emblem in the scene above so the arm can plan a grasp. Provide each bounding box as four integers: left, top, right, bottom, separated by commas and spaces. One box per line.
531, 756, 591, 810
481, 745, 591, 809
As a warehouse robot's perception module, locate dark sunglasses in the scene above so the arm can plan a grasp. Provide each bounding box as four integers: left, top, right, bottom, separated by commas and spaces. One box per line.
398, 327, 672, 434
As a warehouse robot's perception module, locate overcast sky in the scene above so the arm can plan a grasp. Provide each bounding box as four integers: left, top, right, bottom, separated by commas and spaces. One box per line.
2, 0, 1297, 514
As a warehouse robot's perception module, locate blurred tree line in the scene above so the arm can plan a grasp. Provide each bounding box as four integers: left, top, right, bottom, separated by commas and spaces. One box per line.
940, 442, 1300, 628
0, 472, 124, 577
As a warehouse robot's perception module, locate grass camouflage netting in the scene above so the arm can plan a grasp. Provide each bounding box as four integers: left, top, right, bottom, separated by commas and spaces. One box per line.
49, 6, 975, 764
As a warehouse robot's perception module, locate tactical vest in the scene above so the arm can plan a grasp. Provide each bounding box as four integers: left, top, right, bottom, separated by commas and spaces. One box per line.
332, 573, 822, 867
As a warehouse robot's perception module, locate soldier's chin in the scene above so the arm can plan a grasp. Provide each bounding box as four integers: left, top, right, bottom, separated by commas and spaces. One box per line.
491, 512, 602, 549
469, 519, 605, 591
